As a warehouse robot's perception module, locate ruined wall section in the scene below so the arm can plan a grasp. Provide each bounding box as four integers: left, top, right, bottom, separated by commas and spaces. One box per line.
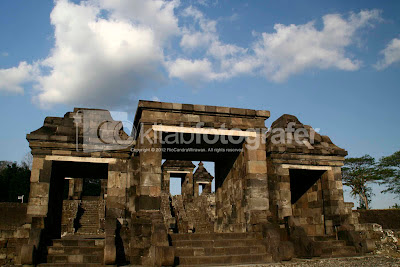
291, 179, 325, 236
216, 149, 246, 233
266, 114, 350, 234
0, 203, 29, 265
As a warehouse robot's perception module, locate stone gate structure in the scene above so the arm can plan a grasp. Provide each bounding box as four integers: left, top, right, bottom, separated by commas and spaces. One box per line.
5, 100, 378, 266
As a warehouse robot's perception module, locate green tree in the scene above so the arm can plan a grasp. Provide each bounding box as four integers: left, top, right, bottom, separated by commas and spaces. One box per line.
379, 150, 400, 197
0, 162, 31, 202
342, 155, 381, 210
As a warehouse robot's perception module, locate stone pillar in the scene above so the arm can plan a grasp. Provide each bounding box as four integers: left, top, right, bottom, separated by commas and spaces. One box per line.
27, 156, 52, 217
203, 183, 212, 194
107, 159, 128, 218
194, 182, 200, 197
136, 125, 162, 211
244, 133, 270, 230
73, 178, 83, 200
161, 171, 170, 193
101, 179, 107, 199
268, 163, 292, 220
68, 179, 75, 199
182, 172, 194, 202
321, 167, 346, 230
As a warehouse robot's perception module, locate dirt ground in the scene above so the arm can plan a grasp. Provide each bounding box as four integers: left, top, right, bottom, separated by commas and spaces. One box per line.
234, 255, 400, 267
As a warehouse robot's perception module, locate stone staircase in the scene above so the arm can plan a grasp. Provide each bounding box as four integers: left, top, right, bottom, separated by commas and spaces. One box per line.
171, 232, 272, 266
38, 237, 105, 266
75, 198, 102, 235
311, 235, 357, 258
171, 194, 216, 234
184, 201, 214, 233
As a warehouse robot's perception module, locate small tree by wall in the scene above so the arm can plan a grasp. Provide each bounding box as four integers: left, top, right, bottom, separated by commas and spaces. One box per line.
342, 155, 381, 210
379, 150, 400, 198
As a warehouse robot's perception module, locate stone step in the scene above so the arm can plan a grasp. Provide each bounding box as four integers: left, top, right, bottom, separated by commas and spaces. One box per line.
175, 246, 266, 257
172, 239, 264, 248
311, 235, 337, 241
48, 246, 103, 255
76, 221, 100, 225
47, 254, 103, 264
52, 239, 104, 247
170, 232, 262, 241
39, 264, 111, 267
315, 240, 347, 249
321, 246, 357, 258
178, 253, 272, 265
75, 231, 101, 234
74, 233, 104, 236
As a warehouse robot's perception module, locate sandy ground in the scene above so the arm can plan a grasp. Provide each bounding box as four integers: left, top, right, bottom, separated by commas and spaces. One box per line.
229, 255, 400, 267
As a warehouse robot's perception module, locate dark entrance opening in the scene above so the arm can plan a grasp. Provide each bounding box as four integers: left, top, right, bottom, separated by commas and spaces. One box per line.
46, 161, 108, 239
289, 169, 326, 204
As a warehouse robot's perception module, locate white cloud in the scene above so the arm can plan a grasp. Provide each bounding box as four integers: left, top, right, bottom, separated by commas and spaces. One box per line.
374, 38, 400, 70
251, 9, 381, 82
96, 0, 180, 43
34, 0, 165, 109
0, 0, 176, 109
0, 3, 383, 105
169, 8, 380, 85
167, 58, 216, 86
0, 62, 38, 94
1, 52, 8, 57
169, 6, 247, 85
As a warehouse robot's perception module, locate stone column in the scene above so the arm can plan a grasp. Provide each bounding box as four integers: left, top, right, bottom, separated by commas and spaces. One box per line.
107, 159, 128, 218
321, 167, 346, 230
27, 156, 52, 217
268, 163, 292, 220
194, 182, 200, 198
136, 125, 162, 211
203, 182, 212, 194
244, 133, 270, 230
101, 179, 108, 199
68, 179, 75, 199
73, 178, 83, 200
161, 171, 170, 193
182, 172, 193, 202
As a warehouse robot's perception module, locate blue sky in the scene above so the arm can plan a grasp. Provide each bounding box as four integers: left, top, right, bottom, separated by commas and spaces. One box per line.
0, 0, 399, 208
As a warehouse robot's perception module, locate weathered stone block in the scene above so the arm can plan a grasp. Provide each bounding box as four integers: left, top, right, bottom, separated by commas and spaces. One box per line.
247, 161, 267, 174
30, 183, 50, 198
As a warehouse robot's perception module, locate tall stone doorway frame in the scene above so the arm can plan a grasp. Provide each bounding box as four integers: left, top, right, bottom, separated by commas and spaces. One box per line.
132, 101, 271, 233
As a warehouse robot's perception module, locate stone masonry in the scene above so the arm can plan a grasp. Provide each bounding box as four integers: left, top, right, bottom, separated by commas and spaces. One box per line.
0, 100, 382, 266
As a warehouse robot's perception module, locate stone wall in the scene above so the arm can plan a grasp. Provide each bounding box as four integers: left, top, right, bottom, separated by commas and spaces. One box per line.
0, 203, 27, 230
291, 179, 325, 236
0, 203, 29, 265
216, 149, 246, 233
355, 209, 400, 229
61, 200, 79, 236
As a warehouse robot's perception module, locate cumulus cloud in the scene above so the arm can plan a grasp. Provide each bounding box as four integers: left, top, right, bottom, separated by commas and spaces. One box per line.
0, 2, 383, 106
251, 10, 381, 82
168, 8, 381, 84
168, 58, 215, 85
168, 6, 247, 85
34, 0, 166, 108
0, 0, 177, 109
0, 62, 38, 94
96, 0, 180, 42
374, 38, 400, 70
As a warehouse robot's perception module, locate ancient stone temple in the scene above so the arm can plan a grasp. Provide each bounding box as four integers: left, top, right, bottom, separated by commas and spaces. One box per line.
6, 101, 378, 266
